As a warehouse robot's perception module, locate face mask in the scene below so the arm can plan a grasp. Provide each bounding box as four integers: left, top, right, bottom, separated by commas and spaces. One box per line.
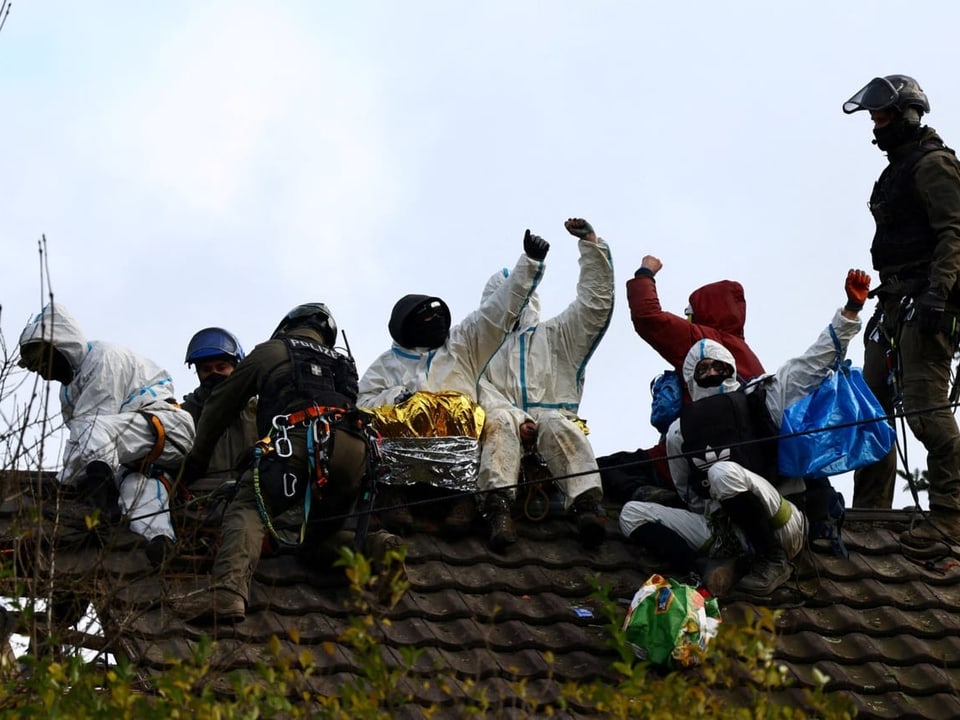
873, 120, 920, 151
407, 319, 448, 350
694, 359, 734, 388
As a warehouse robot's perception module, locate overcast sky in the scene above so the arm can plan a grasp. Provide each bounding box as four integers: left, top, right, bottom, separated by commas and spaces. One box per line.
3, 1, 958, 509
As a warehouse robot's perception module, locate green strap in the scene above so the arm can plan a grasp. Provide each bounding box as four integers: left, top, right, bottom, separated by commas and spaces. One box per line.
770, 498, 793, 530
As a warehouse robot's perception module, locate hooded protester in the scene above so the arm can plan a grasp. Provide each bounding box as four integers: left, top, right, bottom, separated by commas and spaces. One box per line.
358, 230, 548, 533
843, 75, 960, 552
173, 303, 389, 624
478, 218, 614, 551
358, 229, 547, 407
618, 270, 871, 597
597, 260, 767, 503
17, 303, 195, 566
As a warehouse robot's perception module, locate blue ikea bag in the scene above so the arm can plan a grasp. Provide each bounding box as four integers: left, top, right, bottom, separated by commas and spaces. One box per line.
650, 370, 683, 435
778, 327, 895, 478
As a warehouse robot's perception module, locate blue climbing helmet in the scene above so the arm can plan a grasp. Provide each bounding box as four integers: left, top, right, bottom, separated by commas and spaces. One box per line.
185, 327, 245, 366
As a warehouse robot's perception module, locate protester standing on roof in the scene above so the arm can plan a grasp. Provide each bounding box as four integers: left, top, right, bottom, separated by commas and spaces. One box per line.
843, 74, 960, 550
173, 304, 379, 624
358, 231, 546, 534
17, 302, 195, 567
477, 218, 613, 551
619, 270, 871, 596
597, 259, 766, 503
181, 327, 259, 490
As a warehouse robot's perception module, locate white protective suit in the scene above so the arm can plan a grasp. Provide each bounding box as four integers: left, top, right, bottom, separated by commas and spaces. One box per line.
358, 252, 545, 407
619, 308, 862, 560
18, 303, 195, 541
478, 237, 614, 508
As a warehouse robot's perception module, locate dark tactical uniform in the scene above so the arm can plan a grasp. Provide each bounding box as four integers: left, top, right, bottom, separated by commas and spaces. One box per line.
186, 326, 367, 604
855, 127, 960, 514
182, 379, 259, 490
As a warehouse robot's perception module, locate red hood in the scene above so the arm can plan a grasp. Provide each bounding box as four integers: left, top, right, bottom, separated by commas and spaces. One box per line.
688, 280, 747, 338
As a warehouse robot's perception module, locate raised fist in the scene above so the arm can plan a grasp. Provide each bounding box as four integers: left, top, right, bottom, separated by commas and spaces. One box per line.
523, 229, 550, 261
564, 218, 596, 240
844, 268, 871, 311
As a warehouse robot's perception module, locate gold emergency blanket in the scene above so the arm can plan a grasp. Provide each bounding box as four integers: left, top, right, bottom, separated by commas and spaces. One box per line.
362, 391, 485, 491
363, 391, 485, 439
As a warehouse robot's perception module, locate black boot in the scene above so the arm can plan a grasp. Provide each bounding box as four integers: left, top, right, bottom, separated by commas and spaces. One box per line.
721, 492, 791, 595
484, 490, 517, 552
571, 490, 606, 549
629, 522, 699, 572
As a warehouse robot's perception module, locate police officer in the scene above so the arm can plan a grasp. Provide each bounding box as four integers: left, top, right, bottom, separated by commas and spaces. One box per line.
173, 304, 370, 623
181, 327, 259, 490
844, 75, 960, 550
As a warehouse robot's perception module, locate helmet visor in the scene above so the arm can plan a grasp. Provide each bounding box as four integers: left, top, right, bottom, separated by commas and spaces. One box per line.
843, 77, 898, 114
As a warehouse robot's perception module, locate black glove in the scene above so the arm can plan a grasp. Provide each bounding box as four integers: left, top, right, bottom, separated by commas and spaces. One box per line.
523, 229, 550, 261
564, 218, 595, 239
916, 290, 946, 335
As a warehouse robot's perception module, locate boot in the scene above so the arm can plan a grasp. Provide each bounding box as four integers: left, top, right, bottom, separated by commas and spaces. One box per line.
443, 495, 478, 536
484, 491, 517, 552
376, 487, 414, 534
571, 490, 606, 549
736, 547, 791, 596
899, 508, 960, 551
145, 535, 177, 570
629, 522, 700, 571
722, 491, 792, 595
694, 556, 742, 598
169, 587, 246, 625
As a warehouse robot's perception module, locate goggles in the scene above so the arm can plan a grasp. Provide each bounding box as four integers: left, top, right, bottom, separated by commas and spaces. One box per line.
694, 358, 733, 382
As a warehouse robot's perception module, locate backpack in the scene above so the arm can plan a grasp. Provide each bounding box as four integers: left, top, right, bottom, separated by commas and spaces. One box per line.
650, 370, 683, 435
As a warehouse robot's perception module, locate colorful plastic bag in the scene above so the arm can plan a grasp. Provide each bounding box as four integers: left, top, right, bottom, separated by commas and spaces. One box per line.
779, 327, 895, 479
621, 574, 721, 668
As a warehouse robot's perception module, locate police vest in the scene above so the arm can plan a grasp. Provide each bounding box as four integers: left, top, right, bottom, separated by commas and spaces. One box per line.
869, 139, 956, 273
679, 385, 779, 498
257, 336, 359, 428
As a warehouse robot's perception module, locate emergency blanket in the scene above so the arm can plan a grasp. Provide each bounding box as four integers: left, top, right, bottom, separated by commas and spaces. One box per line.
365, 391, 484, 492
621, 574, 721, 668
778, 328, 894, 478
364, 391, 484, 439
378, 436, 481, 491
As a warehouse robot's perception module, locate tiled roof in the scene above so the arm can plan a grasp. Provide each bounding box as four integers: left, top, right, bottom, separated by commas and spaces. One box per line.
1, 473, 958, 718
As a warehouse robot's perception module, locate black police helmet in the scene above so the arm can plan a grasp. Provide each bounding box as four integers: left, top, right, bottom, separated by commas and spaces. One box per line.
843, 74, 930, 116
272, 303, 338, 346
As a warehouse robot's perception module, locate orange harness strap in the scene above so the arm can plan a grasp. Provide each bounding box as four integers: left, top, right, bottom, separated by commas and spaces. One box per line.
140, 412, 166, 465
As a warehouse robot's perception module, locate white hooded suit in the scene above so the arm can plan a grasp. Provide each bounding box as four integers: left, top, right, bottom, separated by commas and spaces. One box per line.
478, 237, 614, 508
19, 303, 195, 541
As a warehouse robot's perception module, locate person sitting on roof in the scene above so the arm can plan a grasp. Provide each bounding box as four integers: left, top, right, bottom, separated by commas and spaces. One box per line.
172, 303, 391, 624
17, 302, 195, 568
597, 256, 767, 505
477, 218, 614, 551
618, 269, 871, 597
181, 327, 259, 492
358, 229, 547, 535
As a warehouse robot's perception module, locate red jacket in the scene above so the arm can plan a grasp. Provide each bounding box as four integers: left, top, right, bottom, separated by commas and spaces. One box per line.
627, 274, 765, 381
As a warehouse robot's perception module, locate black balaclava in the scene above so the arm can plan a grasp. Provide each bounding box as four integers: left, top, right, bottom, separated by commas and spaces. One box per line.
873, 109, 923, 152
388, 294, 451, 350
